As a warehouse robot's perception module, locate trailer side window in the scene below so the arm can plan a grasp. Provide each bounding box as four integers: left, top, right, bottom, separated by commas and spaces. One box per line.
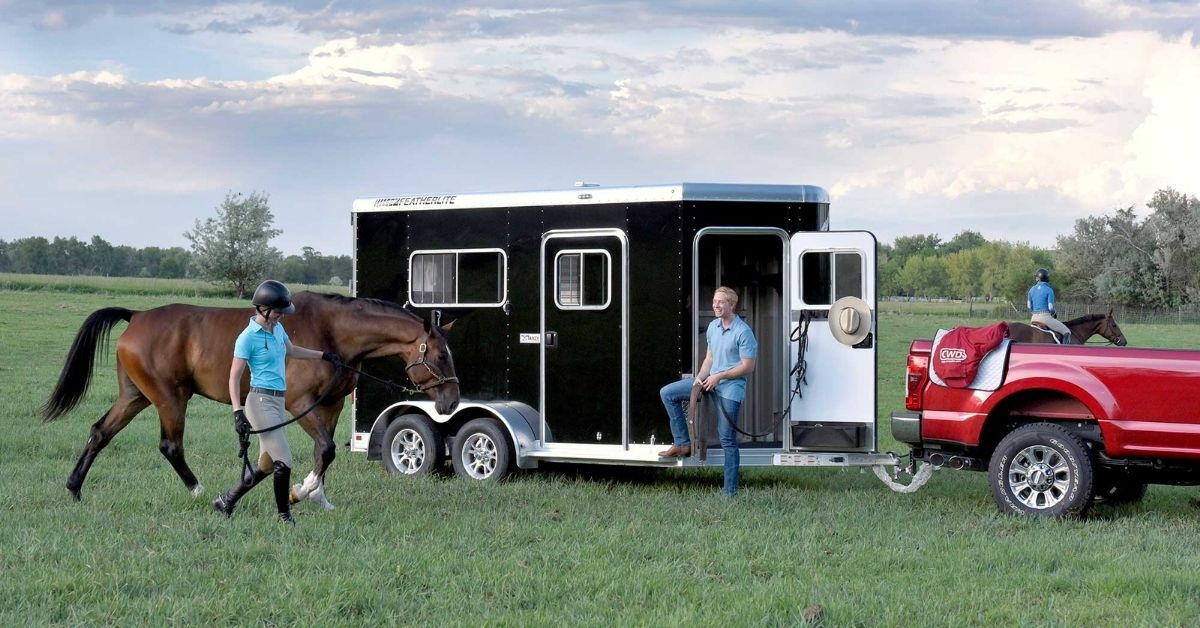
800, 250, 863, 305
555, 250, 610, 309
409, 249, 506, 307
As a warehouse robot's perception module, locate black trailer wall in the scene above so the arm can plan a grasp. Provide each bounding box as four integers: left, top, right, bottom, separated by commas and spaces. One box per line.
353, 198, 827, 444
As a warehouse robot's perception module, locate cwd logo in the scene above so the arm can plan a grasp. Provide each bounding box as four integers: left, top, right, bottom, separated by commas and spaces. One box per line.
939, 348, 968, 363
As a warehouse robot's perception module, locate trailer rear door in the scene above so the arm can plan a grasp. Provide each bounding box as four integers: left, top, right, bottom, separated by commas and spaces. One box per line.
788, 231, 878, 451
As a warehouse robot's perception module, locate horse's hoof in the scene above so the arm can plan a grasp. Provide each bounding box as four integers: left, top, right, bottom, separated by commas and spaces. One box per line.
308, 486, 335, 511
291, 482, 310, 500
68, 487, 81, 501
190, 483, 205, 497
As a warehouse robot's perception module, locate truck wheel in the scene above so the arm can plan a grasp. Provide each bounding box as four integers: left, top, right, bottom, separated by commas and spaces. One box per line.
989, 422, 1095, 518
451, 418, 514, 482
1094, 474, 1147, 506
381, 414, 444, 476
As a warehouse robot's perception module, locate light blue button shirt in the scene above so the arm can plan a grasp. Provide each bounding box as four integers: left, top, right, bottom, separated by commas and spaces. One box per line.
707, 316, 758, 402
233, 317, 290, 391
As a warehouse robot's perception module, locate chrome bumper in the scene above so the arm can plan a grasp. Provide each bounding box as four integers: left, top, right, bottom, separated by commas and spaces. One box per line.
891, 411, 921, 445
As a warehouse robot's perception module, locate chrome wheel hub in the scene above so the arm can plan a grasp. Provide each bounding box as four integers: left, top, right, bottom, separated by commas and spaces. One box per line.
462, 433, 497, 479
1007, 444, 1071, 509
389, 428, 425, 474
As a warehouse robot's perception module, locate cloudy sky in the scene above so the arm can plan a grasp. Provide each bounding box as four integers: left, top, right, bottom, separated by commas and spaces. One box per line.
2, 1, 1198, 256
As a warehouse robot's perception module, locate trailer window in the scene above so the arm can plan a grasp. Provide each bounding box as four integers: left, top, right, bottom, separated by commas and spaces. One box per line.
409, 249, 506, 307
800, 250, 863, 305
555, 250, 610, 309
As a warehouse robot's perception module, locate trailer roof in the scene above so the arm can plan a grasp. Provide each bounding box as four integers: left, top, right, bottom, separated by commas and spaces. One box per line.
352, 182, 829, 213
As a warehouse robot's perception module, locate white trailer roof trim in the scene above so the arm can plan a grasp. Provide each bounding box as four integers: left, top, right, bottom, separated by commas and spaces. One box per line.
353, 182, 829, 213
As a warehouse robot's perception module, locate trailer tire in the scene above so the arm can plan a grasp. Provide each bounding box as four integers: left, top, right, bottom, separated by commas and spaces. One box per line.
1094, 474, 1147, 506
381, 414, 444, 477
452, 418, 514, 482
989, 422, 1095, 518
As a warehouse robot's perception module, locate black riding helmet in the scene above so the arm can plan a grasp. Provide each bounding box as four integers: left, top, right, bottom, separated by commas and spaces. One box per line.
252, 280, 295, 314
1034, 268, 1050, 282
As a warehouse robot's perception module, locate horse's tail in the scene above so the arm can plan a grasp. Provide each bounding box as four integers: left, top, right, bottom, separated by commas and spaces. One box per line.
41, 307, 134, 422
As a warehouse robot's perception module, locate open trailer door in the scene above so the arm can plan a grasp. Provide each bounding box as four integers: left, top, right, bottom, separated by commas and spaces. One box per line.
787, 231, 877, 452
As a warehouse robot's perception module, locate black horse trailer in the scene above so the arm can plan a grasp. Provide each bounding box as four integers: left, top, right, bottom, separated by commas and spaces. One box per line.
349, 182, 910, 484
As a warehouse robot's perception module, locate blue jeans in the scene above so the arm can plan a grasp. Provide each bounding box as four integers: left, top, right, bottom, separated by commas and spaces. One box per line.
659, 379, 743, 496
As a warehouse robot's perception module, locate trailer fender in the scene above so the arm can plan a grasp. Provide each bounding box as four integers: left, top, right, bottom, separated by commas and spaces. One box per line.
368, 400, 545, 469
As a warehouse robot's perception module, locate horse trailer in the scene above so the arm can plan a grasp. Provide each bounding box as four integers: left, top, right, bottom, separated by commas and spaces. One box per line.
349, 182, 905, 483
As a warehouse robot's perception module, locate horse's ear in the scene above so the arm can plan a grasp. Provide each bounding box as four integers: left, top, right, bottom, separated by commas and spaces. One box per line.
441, 319, 455, 333
1107, 307, 1114, 317
423, 316, 431, 333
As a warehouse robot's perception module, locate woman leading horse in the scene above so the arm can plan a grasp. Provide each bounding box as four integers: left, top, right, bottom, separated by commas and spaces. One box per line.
41, 289, 459, 510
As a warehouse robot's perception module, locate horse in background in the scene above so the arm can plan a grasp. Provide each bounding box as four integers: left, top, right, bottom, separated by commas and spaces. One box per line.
1008, 310, 1128, 346
41, 292, 459, 510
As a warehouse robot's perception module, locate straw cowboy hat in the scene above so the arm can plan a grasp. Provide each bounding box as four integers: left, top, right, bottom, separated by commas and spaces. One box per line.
829, 296, 872, 346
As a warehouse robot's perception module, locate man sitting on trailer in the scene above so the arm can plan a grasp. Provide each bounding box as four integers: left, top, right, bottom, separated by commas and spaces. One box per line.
658, 286, 758, 496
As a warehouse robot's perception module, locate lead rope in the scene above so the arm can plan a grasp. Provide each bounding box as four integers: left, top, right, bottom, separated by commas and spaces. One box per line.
695, 311, 813, 442
236, 362, 432, 478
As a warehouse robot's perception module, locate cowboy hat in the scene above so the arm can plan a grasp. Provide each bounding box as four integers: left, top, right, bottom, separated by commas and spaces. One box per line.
829, 296, 872, 346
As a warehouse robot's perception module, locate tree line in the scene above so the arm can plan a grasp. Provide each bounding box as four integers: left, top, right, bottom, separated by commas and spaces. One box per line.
0, 197, 350, 292
4, 187, 1194, 307
881, 187, 1198, 307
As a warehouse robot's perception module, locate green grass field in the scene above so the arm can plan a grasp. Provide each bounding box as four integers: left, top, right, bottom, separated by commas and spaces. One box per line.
3, 286, 1200, 625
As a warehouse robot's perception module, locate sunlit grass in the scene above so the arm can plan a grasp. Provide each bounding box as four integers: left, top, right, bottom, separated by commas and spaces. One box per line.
2, 288, 1199, 624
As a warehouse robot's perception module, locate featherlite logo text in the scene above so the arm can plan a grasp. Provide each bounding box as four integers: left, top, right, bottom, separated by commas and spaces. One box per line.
939, 348, 968, 363
374, 195, 457, 208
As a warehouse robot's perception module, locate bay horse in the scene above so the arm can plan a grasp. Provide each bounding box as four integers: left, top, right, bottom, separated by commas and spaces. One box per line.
1008, 310, 1128, 346
41, 292, 459, 509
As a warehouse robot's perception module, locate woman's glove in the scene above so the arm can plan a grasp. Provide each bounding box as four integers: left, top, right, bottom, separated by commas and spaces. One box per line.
233, 409, 251, 435
321, 351, 343, 368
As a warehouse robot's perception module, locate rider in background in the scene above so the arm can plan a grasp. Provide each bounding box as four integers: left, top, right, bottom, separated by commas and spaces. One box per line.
1028, 268, 1071, 344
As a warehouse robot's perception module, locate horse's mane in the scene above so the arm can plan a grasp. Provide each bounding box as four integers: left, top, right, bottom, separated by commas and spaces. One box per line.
1063, 313, 1106, 326
310, 292, 423, 322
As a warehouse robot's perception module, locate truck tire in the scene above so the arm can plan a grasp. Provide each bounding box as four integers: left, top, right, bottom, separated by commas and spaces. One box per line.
1094, 474, 1148, 506
989, 422, 1095, 518
451, 418, 515, 482
381, 414, 444, 476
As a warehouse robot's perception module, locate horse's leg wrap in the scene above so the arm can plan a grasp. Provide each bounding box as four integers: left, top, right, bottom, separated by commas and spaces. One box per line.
273, 461, 295, 525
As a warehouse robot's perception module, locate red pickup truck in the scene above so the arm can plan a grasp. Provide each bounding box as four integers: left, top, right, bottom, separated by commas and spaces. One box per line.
892, 338, 1200, 517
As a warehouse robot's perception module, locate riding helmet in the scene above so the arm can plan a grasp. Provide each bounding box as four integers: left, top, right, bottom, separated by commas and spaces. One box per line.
1034, 268, 1050, 282
252, 280, 295, 314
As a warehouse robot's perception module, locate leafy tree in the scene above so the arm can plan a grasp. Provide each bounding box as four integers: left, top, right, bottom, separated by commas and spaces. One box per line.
12, 237, 52, 274
184, 191, 282, 298
943, 230, 986, 255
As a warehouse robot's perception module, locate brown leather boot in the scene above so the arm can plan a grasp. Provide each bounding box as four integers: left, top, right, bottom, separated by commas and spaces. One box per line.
657, 444, 692, 458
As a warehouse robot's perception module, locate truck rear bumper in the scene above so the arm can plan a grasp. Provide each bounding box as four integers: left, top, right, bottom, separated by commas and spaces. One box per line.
891, 411, 921, 445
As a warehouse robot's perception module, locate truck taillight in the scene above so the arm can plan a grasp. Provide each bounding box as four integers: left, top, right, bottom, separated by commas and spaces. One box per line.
905, 353, 929, 411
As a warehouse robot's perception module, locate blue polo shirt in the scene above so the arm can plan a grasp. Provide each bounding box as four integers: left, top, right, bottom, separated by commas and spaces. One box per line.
233, 317, 290, 391
707, 316, 758, 402
1027, 282, 1056, 313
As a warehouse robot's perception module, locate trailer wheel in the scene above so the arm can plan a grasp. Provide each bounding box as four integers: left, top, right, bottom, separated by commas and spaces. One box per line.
381, 414, 444, 477
1094, 474, 1147, 506
989, 422, 1095, 518
452, 418, 514, 482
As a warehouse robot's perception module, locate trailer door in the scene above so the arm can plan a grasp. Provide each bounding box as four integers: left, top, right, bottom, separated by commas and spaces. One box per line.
540, 229, 628, 445
788, 231, 878, 452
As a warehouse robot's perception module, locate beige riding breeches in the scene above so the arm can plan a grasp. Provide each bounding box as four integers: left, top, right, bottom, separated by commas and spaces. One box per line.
1031, 312, 1070, 339
246, 391, 292, 468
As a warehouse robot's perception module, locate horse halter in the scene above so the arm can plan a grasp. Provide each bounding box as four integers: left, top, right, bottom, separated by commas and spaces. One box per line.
404, 334, 459, 391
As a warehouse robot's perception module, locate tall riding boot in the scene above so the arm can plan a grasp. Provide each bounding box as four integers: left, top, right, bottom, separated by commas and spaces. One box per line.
273, 461, 295, 525
212, 467, 270, 518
